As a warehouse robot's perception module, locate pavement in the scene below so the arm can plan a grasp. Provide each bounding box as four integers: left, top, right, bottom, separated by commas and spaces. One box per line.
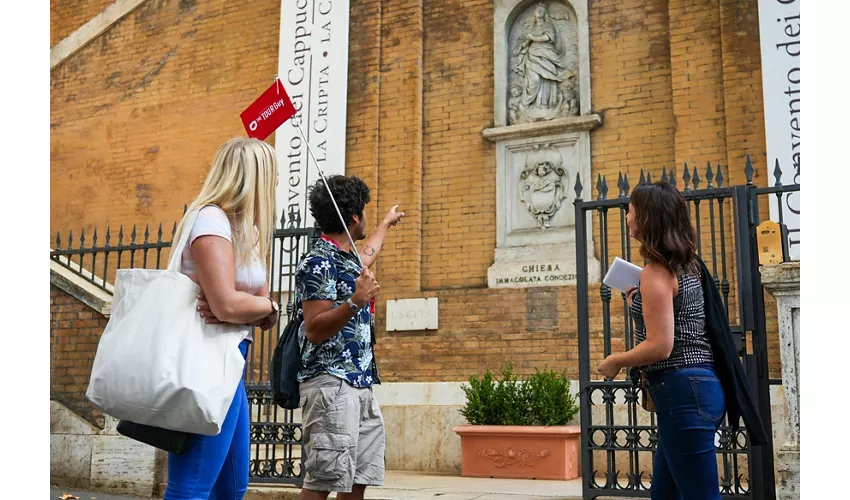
50, 488, 147, 500
52, 471, 584, 500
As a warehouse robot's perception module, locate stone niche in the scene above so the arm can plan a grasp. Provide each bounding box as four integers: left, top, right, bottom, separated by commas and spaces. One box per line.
485, 0, 601, 288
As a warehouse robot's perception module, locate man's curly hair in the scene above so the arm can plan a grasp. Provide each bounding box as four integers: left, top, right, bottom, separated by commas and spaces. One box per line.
307, 175, 371, 234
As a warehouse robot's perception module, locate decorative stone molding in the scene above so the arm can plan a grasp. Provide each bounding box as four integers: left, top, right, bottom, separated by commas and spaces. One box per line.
482, 114, 602, 142
478, 447, 550, 468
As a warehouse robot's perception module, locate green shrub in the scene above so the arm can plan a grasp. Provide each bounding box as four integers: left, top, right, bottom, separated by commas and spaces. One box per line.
459, 364, 579, 426
525, 368, 580, 426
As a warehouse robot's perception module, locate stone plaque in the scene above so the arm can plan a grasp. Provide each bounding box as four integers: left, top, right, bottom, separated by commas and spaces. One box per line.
486, 131, 599, 288
489, 259, 577, 288
387, 298, 439, 332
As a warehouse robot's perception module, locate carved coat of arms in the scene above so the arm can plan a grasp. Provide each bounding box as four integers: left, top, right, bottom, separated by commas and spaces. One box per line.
519, 144, 568, 229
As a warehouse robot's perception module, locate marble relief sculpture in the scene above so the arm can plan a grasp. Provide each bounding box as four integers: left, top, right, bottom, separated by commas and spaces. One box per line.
485, 0, 600, 288
519, 144, 568, 229
509, 3, 579, 124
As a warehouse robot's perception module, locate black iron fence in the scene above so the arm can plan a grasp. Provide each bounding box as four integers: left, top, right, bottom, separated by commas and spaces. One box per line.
574, 155, 796, 500
246, 225, 321, 485
50, 212, 322, 487
51, 222, 177, 293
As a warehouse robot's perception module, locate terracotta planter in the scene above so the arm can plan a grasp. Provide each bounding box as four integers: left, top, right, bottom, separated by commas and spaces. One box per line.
453, 425, 581, 481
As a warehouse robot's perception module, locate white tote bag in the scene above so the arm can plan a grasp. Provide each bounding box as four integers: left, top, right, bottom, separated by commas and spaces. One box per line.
86, 208, 249, 436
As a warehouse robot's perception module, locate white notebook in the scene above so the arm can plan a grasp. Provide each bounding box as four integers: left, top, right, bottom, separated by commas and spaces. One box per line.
603, 257, 643, 292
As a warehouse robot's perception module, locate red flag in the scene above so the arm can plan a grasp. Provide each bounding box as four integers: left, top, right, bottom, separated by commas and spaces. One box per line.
240, 78, 297, 140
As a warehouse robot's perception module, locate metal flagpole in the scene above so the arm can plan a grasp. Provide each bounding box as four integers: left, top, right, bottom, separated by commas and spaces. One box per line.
294, 123, 364, 268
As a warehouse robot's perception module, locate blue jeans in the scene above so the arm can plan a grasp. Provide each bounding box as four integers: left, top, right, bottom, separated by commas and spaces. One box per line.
647, 364, 725, 500
165, 340, 250, 500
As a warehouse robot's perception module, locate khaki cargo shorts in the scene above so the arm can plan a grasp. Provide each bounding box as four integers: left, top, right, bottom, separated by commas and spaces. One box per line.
299, 374, 386, 493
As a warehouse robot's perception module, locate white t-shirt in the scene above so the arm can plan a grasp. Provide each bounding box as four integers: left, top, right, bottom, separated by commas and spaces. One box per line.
181, 205, 267, 340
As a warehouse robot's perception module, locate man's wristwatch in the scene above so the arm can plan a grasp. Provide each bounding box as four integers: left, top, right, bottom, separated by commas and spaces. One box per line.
347, 298, 361, 313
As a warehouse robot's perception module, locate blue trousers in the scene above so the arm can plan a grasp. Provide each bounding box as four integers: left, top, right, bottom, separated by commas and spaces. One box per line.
647, 364, 726, 500
165, 340, 250, 500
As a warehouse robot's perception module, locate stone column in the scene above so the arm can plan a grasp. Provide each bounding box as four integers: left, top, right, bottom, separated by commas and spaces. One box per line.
760, 262, 800, 500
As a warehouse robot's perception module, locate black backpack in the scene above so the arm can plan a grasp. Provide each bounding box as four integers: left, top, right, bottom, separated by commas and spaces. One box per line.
270, 312, 305, 409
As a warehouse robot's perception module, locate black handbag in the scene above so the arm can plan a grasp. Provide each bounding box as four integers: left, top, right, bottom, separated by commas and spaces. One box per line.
270, 313, 305, 409
116, 420, 192, 454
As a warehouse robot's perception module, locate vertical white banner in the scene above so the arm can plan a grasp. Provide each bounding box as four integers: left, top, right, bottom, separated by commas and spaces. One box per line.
758, 0, 800, 259
275, 0, 350, 230
271, 0, 350, 293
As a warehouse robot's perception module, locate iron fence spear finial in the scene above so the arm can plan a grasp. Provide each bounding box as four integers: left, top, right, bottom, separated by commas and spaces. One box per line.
706, 161, 714, 189
574, 173, 583, 200
745, 154, 755, 185
773, 158, 783, 187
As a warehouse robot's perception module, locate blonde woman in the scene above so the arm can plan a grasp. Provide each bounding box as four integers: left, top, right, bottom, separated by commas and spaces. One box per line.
165, 138, 280, 500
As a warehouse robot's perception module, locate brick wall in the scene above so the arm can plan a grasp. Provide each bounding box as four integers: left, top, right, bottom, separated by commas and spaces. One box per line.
51, 0, 782, 384
50, 0, 116, 47
357, 0, 778, 382
420, 0, 495, 290
50, 285, 108, 428
50, 0, 280, 242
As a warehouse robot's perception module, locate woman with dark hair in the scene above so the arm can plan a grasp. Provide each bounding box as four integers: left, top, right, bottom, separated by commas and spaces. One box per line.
597, 181, 725, 500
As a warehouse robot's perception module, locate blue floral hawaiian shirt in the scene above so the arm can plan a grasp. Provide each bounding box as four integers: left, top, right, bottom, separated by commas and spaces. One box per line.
295, 236, 376, 388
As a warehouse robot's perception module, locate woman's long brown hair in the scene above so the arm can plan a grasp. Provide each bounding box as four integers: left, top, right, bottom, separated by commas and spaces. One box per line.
630, 182, 699, 275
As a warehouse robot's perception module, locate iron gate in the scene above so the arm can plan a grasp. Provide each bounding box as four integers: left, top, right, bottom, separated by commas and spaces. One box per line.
244, 225, 322, 485
574, 157, 798, 499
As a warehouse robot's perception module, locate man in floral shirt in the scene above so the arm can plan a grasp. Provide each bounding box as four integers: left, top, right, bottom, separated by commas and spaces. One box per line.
296, 175, 403, 500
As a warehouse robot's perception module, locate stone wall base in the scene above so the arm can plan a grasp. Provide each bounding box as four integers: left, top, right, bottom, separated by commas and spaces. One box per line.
776, 447, 800, 500
51, 382, 792, 495
50, 400, 165, 497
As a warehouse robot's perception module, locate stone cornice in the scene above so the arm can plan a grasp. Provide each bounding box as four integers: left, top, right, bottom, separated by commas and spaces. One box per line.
760, 261, 800, 295
482, 114, 602, 143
